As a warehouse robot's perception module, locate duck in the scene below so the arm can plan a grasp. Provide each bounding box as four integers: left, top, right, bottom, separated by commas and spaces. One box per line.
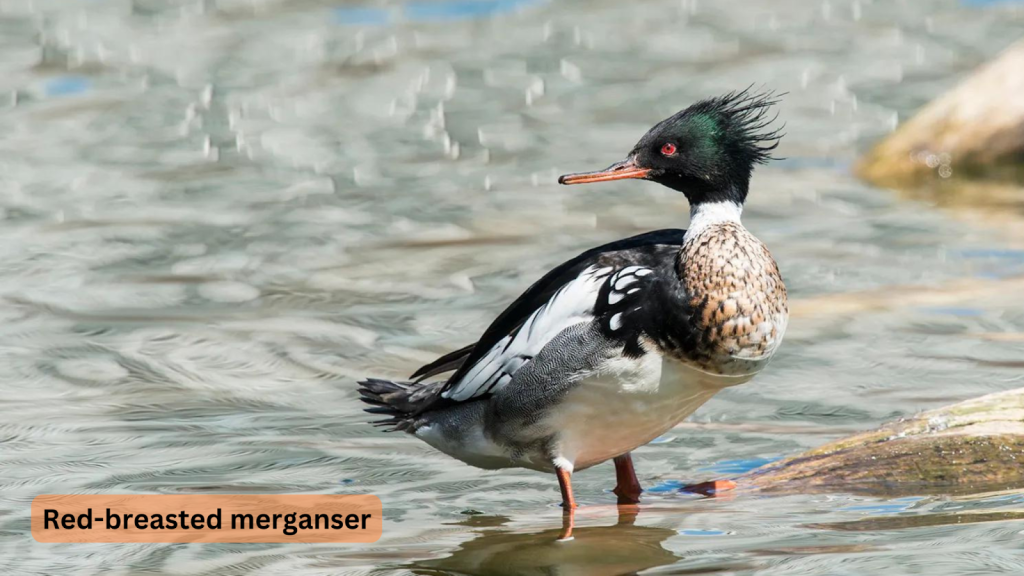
358, 89, 788, 518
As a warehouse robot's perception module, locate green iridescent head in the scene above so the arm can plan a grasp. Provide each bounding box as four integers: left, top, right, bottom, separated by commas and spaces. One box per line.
560, 89, 783, 205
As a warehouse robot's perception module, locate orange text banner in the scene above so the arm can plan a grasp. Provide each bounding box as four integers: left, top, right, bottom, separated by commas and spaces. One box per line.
32, 494, 382, 543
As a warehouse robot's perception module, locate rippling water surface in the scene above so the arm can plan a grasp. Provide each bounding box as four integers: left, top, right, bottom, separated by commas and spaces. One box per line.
3, 0, 1024, 574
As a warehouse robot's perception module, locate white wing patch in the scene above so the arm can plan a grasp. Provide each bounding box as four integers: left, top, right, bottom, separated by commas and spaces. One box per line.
609, 312, 623, 331
443, 265, 613, 402
605, 266, 653, 309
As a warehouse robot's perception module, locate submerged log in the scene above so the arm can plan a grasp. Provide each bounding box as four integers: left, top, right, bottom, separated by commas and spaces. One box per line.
856, 39, 1024, 186
741, 387, 1024, 497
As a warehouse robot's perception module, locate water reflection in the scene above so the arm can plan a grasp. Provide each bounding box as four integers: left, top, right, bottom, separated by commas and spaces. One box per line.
809, 510, 1024, 532
406, 508, 681, 576
890, 179, 1024, 247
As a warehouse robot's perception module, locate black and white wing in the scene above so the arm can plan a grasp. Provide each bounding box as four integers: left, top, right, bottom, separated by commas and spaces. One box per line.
412, 229, 686, 404
442, 264, 614, 401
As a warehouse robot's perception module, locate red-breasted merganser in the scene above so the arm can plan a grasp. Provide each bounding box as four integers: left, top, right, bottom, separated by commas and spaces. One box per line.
359, 90, 788, 519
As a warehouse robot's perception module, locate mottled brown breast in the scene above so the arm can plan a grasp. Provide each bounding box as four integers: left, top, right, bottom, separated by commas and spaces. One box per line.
678, 222, 788, 373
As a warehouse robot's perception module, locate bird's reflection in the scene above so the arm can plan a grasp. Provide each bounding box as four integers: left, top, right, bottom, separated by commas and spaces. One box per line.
406, 506, 679, 576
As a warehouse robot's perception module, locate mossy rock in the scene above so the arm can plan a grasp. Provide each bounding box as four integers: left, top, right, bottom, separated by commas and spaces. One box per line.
856, 39, 1024, 186
742, 387, 1024, 496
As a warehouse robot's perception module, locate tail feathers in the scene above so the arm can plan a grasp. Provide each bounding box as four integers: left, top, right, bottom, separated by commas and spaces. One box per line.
409, 343, 474, 381
357, 378, 445, 431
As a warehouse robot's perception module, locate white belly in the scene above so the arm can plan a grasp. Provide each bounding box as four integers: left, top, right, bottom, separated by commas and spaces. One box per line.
544, 354, 753, 471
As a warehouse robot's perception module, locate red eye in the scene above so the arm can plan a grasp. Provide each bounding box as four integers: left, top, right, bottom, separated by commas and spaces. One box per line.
661, 142, 677, 156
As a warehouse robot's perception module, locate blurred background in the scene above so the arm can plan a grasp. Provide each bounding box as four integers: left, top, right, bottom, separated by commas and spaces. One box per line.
2, 0, 1024, 574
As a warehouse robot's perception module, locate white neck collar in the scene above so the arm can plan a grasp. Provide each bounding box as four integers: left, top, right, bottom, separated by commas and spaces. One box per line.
685, 201, 743, 240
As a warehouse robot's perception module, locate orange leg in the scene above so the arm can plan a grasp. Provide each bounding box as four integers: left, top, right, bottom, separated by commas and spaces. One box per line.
555, 466, 577, 541
612, 453, 642, 504
556, 466, 577, 509
558, 506, 575, 541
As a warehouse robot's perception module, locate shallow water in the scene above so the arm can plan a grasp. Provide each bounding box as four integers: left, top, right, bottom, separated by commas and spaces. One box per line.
2, 0, 1024, 574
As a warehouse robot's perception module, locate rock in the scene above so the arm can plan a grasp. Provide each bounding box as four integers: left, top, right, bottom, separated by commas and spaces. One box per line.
741, 387, 1024, 497
856, 39, 1024, 185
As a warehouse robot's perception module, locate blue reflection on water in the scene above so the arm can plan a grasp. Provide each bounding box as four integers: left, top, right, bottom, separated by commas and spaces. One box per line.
45, 76, 91, 97
679, 529, 727, 536
957, 248, 1024, 280
335, 0, 542, 26
646, 457, 781, 493
333, 6, 391, 25
646, 480, 683, 493
962, 0, 1024, 6
406, 0, 537, 21
918, 307, 984, 317
959, 248, 1024, 261
699, 457, 781, 475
